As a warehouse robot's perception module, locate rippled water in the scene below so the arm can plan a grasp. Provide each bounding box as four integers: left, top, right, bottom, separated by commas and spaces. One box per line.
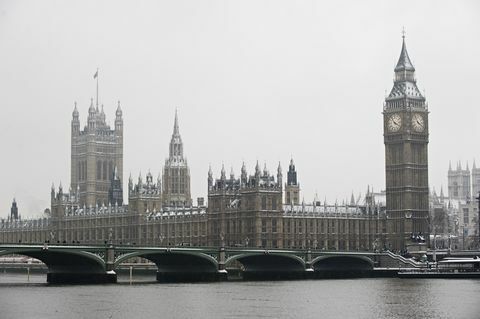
1, 272, 479, 319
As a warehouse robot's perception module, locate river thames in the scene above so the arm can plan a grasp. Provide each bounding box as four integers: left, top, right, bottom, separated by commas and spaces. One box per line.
1, 272, 479, 319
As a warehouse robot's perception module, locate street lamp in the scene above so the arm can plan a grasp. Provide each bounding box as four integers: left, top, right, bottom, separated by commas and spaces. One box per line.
108, 227, 113, 245
159, 233, 165, 246
476, 192, 480, 248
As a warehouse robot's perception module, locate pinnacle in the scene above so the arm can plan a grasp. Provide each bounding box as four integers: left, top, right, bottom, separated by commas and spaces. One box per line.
394, 35, 415, 72
173, 109, 180, 135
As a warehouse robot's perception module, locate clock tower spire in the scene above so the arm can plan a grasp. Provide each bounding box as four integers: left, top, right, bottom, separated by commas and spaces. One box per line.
383, 32, 429, 252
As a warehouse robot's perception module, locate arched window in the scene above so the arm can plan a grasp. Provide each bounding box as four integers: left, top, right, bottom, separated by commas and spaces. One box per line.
109, 162, 113, 181
97, 161, 101, 179
103, 161, 107, 180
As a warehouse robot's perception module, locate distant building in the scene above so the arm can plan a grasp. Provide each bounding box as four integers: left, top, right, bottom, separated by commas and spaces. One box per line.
1, 33, 438, 253
383, 34, 429, 251
162, 111, 192, 207
10, 199, 18, 220
70, 99, 123, 207
448, 161, 471, 200
207, 162, 284, 248
285, 159, 300, 205
207, 162, 386, 250
108, 166, 123, 206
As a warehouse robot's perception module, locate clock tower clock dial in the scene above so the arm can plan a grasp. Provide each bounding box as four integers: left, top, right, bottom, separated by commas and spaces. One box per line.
387, 114, 402, 132
383, 34, 429, 251
411, 113, 425, 132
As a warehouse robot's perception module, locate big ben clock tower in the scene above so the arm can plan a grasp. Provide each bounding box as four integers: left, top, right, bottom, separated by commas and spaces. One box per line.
384, 33, 429, 251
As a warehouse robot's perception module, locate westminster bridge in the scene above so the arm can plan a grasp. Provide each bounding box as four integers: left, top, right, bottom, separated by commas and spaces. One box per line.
0, 244, 423, 283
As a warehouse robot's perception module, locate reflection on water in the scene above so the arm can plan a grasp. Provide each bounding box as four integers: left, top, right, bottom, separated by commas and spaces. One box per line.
1, 272, 479, 319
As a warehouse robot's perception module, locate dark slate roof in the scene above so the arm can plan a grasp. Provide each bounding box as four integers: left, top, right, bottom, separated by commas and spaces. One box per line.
388, 81, 424, 99
394, 38, 415, 72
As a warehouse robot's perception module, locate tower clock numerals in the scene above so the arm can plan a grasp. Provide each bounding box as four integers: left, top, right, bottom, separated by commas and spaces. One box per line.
411, 113, 425, 132
387, 114, 402, 132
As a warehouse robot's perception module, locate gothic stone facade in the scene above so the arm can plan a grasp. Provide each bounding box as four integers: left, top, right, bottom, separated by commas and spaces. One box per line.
383, 36, 429, 251
207, 163, 386, 250
162, 110, 192, 207
71, 100, 123, 207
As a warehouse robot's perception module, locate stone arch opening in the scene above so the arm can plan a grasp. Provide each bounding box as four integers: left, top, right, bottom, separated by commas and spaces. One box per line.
226, 253, 306, 280
0, 249, 110, 283
312, 255, 374, 277
115, 251, 219, 282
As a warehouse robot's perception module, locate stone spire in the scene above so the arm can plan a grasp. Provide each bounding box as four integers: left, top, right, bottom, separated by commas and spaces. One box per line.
287, 157, 297, 186
386, 32, 424, 103
255, 160, 261, 177
72, 101, 79, 118
394, 32, 415, 73
169, 109, 183, 160
277, 162, 282, 187
241, 162, 247, 185
221, 164, 226, 180
208, 165, 213, 188
173, 108, 179, 136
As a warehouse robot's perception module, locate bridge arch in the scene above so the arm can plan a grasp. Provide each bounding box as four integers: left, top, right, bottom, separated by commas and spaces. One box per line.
226, 251, 306, 279
114, 250, 218, 271
0, 248, 106, 274
115, 249, 219, 282
311, 255, 374, 272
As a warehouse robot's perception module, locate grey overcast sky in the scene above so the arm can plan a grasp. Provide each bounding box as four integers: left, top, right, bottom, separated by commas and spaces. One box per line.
1, 0, 479, 217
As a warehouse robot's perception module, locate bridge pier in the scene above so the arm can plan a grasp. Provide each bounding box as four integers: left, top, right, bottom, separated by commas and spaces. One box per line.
47, 271, 117, 284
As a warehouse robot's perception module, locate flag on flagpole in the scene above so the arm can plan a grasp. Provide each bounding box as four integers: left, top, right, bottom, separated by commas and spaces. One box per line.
94, 70, 98, 79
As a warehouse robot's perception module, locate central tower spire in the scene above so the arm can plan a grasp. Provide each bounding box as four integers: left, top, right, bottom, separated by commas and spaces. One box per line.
163, 109, 191, 207
169, 109, 184, 160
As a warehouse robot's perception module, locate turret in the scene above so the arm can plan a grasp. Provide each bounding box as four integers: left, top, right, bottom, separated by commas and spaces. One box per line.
100, 104, 106, 124
157, 173, 162, 193
287, 158, 297, 186
115, 101, 123, 133
208, 165, 213, 189
241, 162, 247, 186
88, 98, 96, 130
277, 162, 282, 188
128, 173, 133, 192
72, 102, 80, 134
10, 198, 18, 220
221, 164, 226, 181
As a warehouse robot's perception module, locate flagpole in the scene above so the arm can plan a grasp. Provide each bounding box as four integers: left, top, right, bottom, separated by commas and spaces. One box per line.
96, 68, 99, 108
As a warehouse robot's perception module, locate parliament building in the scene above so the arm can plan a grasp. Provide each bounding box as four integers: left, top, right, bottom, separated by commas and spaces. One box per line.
1, 35, 431, 253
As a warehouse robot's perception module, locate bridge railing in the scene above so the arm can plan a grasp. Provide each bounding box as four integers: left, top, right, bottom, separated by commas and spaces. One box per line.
384, 251, 424, 268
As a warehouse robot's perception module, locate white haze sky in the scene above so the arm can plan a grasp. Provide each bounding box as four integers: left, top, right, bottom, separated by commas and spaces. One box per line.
1, 0, 479, 218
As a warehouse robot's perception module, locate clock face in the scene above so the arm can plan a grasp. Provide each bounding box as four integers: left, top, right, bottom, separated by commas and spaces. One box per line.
411, 113, 425, 132
387, 114, 402, 132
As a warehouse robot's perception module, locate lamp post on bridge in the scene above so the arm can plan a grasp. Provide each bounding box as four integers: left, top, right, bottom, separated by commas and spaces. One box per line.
476, 192, 480, 249
159, 234, 165, 247
108, 228, 113, 246
218, 232, 226, 274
